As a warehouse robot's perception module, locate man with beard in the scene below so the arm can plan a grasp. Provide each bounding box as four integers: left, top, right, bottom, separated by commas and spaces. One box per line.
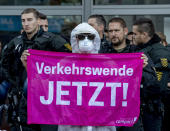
107, 17, 159, 131
108, 18, 128, 52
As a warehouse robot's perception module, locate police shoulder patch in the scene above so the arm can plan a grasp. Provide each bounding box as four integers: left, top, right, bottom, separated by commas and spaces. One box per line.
156, 71, 163, 81
160, 58, 168, 67
64, 43, 72, 51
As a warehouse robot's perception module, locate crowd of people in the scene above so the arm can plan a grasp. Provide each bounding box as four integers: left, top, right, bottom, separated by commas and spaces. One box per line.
0, 7, 170, 131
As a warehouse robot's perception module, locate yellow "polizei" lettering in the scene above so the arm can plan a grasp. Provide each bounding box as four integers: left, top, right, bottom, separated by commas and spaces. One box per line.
156, 71, 163, 81
160, 58, 168, 68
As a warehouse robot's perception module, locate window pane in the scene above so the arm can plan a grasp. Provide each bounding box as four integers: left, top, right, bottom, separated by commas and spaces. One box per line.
104, 15, 170, 43
48, 16, 81, 33
0, 0, 82, 5
0, 16, 21, 44
94, 0, 170, 5
0, 15, 81, 44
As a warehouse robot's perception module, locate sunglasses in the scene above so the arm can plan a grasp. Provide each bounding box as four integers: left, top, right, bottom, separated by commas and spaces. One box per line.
76, 34, 95, 40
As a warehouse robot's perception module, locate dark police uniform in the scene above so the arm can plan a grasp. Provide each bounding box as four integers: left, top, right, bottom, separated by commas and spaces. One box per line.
135, 34, 170, 131
162, 44, 170, 131
107, 42, 158, 131
166, 44, 170, 51
1, 27, 71, 131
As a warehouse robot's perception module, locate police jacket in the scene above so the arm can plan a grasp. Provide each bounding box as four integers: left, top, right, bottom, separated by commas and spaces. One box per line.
107, 42, 159, 98
0, 60, 3, 83
1, 27, 71, 87
135, 34, 170, 93
0, 54, 2, 82
166, 44, 170, 52
166, 45, 170, 85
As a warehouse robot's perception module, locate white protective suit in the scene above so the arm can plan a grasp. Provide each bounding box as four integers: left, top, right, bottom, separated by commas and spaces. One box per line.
58, 23, 116, 131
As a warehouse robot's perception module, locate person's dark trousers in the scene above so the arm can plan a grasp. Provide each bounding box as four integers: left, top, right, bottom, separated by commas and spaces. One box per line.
117, 115, 144, 131
40, 125, 58, 131
10, 124, 41, 131
0, 105, 2, 126
142, 109, 162, 131
162, 93, 170, 131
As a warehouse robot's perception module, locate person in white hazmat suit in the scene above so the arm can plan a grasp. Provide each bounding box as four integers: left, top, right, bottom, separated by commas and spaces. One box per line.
58, 23, 116, 131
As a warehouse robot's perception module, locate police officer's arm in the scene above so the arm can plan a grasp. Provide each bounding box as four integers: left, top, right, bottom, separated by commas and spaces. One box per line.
0, 61, 3, 82
51, 35, 72, 52
0, 60, 7, 83
30, 33, 72, 52
167, 74, 170, 88
142, 56, 160, 96
1, 41, 16, 85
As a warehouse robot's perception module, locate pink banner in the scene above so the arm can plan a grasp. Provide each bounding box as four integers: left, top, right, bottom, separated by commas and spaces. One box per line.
27, 49, 143, 126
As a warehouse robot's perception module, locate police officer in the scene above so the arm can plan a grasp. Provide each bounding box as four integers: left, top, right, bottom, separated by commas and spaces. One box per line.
154, 32, 170, 131
1, 8, 70, 131
38, 12, 48, 32
107, 17, 159, 131
132, 18, 170, 131
164, 43, 170, 131
88, 14, 109, 53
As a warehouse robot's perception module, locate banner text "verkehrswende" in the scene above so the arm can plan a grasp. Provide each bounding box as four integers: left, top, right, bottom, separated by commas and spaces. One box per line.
36, 62, 134, 76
